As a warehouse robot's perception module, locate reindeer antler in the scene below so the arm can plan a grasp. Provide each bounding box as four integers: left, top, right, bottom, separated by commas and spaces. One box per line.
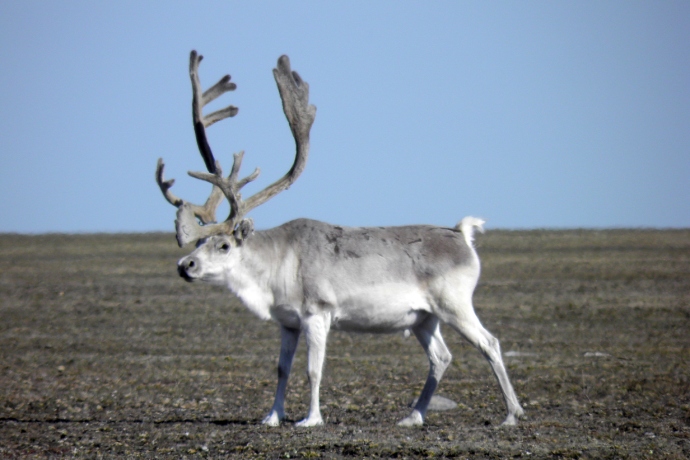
157, 51, 316, 247
156, 51, 239, 232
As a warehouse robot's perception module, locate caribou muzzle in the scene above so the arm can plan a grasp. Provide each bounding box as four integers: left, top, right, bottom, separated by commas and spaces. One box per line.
177, 256, 199, 282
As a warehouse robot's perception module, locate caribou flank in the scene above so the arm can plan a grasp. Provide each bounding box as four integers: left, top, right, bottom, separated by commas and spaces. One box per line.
157, 51, 524, 427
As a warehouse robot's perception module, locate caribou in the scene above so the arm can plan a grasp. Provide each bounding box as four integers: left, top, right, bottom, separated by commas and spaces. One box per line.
156, 51, 524, 427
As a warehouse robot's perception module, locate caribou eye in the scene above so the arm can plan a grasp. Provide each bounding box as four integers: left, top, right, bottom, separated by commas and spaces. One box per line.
219, 242, 230, 252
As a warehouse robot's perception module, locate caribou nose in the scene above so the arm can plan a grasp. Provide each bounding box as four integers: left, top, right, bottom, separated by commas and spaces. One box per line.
178, 256, 200, 281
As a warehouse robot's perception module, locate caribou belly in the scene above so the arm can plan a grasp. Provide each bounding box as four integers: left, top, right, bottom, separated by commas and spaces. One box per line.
330, 282, 431, 333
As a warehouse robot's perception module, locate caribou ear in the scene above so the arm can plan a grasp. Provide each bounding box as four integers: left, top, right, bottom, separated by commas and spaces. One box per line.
234, 218, 254, 243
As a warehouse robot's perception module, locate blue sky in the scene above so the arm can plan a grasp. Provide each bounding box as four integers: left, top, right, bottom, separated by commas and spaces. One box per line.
1, 1, 688, 233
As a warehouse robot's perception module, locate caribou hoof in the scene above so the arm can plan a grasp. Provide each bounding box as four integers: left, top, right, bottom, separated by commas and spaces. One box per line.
295, 416, 323, 427
262, 412, 282, 427
500, 406, 525, 426
500, 414, 518, 426
397, 410, 424, 427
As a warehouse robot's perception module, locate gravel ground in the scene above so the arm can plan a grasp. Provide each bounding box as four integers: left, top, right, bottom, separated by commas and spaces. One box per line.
1, 229, 689, 458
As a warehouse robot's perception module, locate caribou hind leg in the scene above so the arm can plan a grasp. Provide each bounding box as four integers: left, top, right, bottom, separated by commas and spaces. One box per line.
442, 301, 524, 426
398, 315, 452, 426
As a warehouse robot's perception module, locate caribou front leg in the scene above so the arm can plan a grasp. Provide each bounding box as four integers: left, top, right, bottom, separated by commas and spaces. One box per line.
295, 312, 331, 427
263, 326, 300, 426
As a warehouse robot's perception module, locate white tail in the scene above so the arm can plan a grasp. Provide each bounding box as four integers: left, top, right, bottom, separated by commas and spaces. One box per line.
457, 216, 485, 248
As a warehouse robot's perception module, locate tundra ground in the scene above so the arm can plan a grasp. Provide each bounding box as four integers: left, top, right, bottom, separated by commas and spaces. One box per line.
1, 229, 689, 458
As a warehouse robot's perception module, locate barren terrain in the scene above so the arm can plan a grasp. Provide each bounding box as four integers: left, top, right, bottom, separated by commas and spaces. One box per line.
1, 229, 689, 458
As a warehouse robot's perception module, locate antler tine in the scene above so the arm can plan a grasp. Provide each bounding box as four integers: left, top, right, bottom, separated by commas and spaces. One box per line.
156, 158, 182, 207
188, 152, 261, 221
225, 152, 262, 194
241, 55, 316, 215
156, 158, 224, 226
190, 50, 239, 174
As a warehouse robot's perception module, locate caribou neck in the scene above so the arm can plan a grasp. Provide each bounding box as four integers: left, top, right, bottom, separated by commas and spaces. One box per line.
225, 225, 298, 321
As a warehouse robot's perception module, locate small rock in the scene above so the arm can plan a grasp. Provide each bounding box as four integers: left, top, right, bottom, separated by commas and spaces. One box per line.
584, 352, 611, 358
409, 395, 458, 411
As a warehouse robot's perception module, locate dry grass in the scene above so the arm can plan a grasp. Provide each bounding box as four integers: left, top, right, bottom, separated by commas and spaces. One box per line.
1, 229, 689, 458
